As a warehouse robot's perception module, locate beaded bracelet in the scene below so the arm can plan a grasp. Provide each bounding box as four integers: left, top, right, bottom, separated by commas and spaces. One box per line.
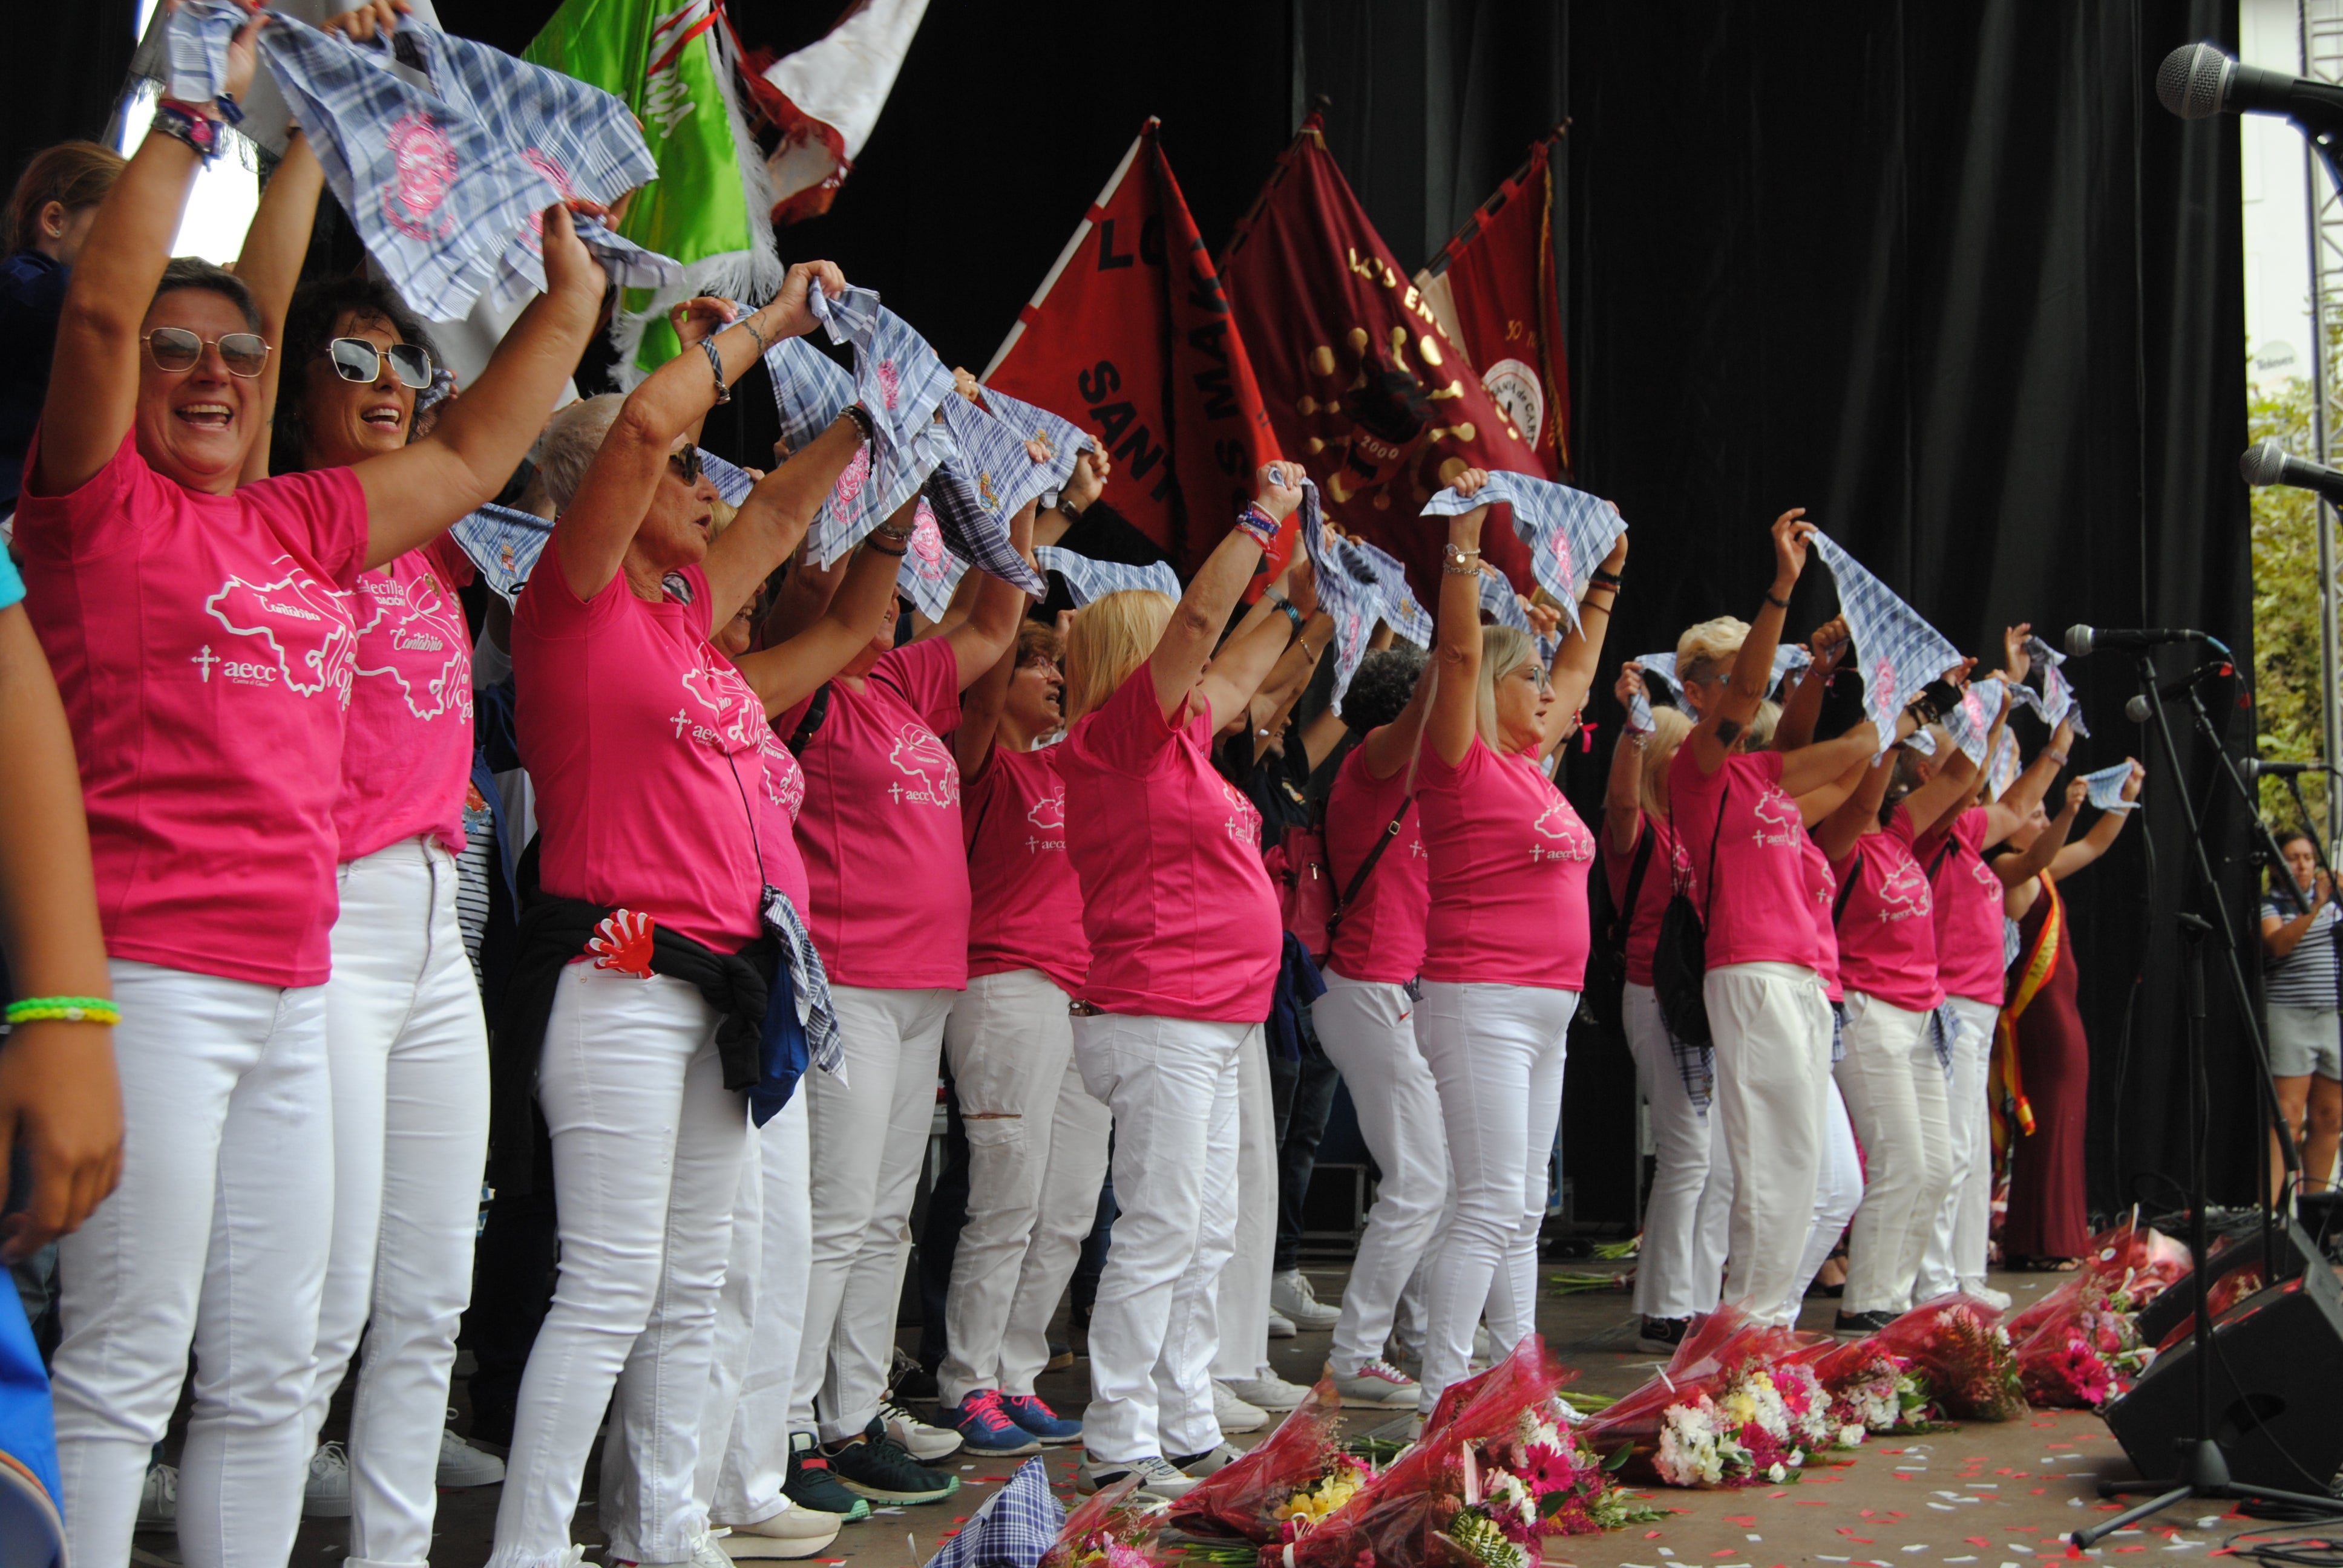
699, 337, 732, 405
152, 99, 223, 163
1233, 504, 1280, 549
5, 996, 119, 1027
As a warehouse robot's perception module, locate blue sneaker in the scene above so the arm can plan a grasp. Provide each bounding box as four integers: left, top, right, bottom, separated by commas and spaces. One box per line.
946, 1390, 1042, 1455
1001, 1393, 1083, 1445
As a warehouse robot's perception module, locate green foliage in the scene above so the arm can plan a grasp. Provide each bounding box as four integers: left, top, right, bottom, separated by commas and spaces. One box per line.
2250, 366, 2333, 834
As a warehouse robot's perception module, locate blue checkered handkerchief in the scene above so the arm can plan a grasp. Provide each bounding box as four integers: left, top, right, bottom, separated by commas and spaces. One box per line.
922, 1457, 1065, 1568
1293, 479, 1388, 713
1904, 727, 1939, 758
975, 385, 1092, 500
804, 286, 954, 564
1477, 568, 1532, 634
1775, 644, 1812, 693
1035, 546, 1179, 607
1348, 538, 1434, 648
1941, 676, 2007, 766
1930, 1003, 1956, 1076
1989, 726, 2022, 799
696, 449, 755, 508
1625, 651, 1679, 733
760, 887, 843, 1085
1421, 471, 1626, 636
388, 25, 675, 313
1810, 534, 1964, 758
2081, 760, 2137, 812
897, 498, 970, 622
926, 396, 1049, 595
447, 503, 552, 604
258, 12, 563, 322
2022, 635, 2089, 738
166, 0, 244, 109
765, 338, 856, 457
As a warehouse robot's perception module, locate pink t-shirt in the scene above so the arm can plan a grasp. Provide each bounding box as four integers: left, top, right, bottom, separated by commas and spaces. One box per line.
1604, 815, 1686, 988
1801, 832, 1844, 1002
964, 742, 1090, 996
753, 720, 811, 915
514, 561, 766, 952
16, 433, 366, 987
1060, 668, 1280, 1022
784, 638, 969, 990
1668, 747, 1820, 973
1917, 807, 2006, 1007
337, 537, 476, 862
1324, 743, 1428, 985
1829, 806, 1945, 1013
1415, 737, 1594, 990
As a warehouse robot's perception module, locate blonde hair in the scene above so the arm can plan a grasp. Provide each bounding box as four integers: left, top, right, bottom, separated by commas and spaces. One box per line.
1639, 706, 1693, 817
1062, 590, 1175, 725
1745, 697, 1781, 750
706, 497, 738, 538
1475, 625, 1538, 746
1676, 615, 1751, 685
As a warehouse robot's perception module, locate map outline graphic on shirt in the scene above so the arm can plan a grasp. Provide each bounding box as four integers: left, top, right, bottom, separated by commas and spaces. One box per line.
1026, 786, 1065, 831
349, 568, 471, 722
1873, 854, 1933, 922
888, 722, 961, 808
759, 731, 806, 820
679, 661, 764, 753
203, 557, 358, 705
1749, 783, 1802, 847
1221, 779, 1262, 846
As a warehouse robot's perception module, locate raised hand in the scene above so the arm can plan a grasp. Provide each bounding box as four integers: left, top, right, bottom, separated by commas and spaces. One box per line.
1770, 506, 1815, 590
1256, 462, 1306, 521
539, 206, 608, 308
1810, 614, 1852, 671
2119, 758, 2146, 803
2003, 622, 2033, 685
668, 295, 740, 350
322, 0, 409, 40
765, 261, 848, 341
1064, 448, 1110, 512
1614, 661, 1647, 705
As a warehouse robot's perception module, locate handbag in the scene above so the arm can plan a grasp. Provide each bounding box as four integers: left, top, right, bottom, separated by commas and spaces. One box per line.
1272, 823, 1339, 956
1653, 787, 1731, 1048
1579, 829, 1654, 1033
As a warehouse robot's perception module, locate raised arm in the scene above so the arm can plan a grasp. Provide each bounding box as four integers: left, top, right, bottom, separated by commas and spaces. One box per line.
955, 632, 1018, 779
734, 529, 906, 718
1900, 740, 1982, 832
1429, 469, 1496, 766
351, 209, 605, 568
1172, 466, 1305, 725
941, 500, 1039, 691
1816, 751, 1895, 861
2047, 760, 2143, 878
232, 130, 326, 486
1604, 664, 1650, 854
764, 538, 850, 645
1687, 508, 1814, 774
1795, 753, 1870, 829
33, 12, 263, 496
1539, 526, 1627, 756
2264, 867, 2333, 958
1778, 716, 1891, 797
1775, 616, 1847, 753
1034, 448, 1110, 548
1996, 779, 2086, 888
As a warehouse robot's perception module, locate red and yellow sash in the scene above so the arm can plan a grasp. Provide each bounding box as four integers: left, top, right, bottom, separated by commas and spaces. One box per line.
1991, 872, 2061, 1168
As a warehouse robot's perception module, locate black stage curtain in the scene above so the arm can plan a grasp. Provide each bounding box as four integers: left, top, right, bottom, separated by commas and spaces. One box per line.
1561, 0, 2256, 1220
3, 3, 140, 209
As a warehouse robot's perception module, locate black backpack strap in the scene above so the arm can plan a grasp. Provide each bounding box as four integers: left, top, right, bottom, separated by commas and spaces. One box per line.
1833, 845, 1864, 927
1700, 781, 1729, 926
785, 682, 832, 756
1927, 834, 1959, 881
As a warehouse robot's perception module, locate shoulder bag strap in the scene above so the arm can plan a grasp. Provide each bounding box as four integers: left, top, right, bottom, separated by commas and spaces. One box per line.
1338, 805, 1410, 913
1616, 827, 1656, 938
1833, 845, 1864, 927
1700, 779, 1729, 925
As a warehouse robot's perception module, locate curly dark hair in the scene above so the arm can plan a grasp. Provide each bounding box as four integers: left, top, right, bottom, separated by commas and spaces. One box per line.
1343, 646, 1427, 731
270, 274, 438, 475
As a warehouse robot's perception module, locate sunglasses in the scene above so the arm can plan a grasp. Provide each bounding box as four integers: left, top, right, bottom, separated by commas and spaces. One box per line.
327, 336, 434, 390
667, 446, 703, 485
143, 328, 270, 378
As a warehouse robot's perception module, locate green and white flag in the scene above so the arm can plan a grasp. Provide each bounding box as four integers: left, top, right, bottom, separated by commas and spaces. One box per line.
525, 0, 779, 376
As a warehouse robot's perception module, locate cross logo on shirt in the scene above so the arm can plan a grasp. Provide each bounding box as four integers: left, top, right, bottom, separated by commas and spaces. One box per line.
190, 645, 220, 682
672, 708, 690, 737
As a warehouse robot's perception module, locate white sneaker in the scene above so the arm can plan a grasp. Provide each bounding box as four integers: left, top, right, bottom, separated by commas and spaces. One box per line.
717, 1501, 845, 1560
136, 1462, 177, 1528
1326, 1357, 1420, 1408
438, 1424, 507, 1487
1266, 1308, 1297, 1339
1473, 1324, 1493, 1361
1210, 1379, 1268, 1432
880, 1400, 963, 1462
1270, 1269, 1342, 1330
1077, 1451, 1197, 1499
1172, 1441, 1245, 1477
1964, 1281, 2014, 1312
1225, 1370, 1309, 1411
303, 1441, 352, 1519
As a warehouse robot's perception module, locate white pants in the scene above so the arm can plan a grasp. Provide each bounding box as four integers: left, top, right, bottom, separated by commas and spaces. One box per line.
1414, 981, 1577, 1414
937, 971, 1111, 1406
1210, 1031, 1276, 1381
488, 965, 749, 1568
1620, 982, 1714, 1322
53, 959, 333, 1568
1072, 1014, 1250, 1463
1916, 996, 1998, 1298
1833, 991, 1955, 1315
1312, 975, 1449, 1375
698, 1092, 813, 1529
304, 839, 491, 1568
1693, 1075, 1861, 1319
795, 985, 952, 1443
1704, 962, 1832, 1325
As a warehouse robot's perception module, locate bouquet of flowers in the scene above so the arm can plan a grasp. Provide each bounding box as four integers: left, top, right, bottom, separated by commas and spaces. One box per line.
1582, 1308, 1839, 1486
2007, 1284, 2149, 1408
1041, 1476, 1172, 1568
1860, 1295, 2027, 1421
1790, 1338, 1938, 1434
1167, 1379, 1373, 1547
1771, 1356, 1861, 1451
2074, 1210, 2192, 1308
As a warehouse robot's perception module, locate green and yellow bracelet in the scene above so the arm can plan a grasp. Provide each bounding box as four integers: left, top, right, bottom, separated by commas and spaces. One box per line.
5, 996, 120, 1027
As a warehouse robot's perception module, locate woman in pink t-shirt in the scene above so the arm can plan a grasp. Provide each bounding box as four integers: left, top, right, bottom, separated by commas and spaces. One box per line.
1052, 465, 1305, 1496
932, 617, 1109, 1450
17, 40, 605, 1562
496, 267, 905, 1568
1411, 469, 1624, 1416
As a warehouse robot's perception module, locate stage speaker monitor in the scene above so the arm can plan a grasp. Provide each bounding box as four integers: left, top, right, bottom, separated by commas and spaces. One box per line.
2103, 1260, 2343, 1499
2134, 1218, 2324, 1347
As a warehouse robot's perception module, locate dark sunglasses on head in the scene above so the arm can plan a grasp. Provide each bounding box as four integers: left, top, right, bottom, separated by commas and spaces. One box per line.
142, 327, 270, 378
667, 446, 702, 485
327, 336, 434, 390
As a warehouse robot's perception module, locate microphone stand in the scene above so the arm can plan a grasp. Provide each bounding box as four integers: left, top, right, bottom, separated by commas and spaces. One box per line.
2072, 659, 2333, 1548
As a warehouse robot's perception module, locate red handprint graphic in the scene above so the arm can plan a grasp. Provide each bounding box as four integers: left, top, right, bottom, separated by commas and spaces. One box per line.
587, 909, 657, 979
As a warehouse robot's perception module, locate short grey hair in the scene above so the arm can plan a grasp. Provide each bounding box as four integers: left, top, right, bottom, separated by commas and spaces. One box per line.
518, 393, 624, 517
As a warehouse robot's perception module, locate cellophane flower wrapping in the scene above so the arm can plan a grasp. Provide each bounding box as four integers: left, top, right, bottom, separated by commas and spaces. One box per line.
1283, 1335, 1656, 1567
1165, 1379, 1371, 1546
2008, 1285, 2148, 1408
1584, 1308, 1837, 1485
1789, 1338, 1936, 1434
1040, 1476, 1172, 1568
1864, 1294, 2027, 1421
2075, 1212, 2193, 1308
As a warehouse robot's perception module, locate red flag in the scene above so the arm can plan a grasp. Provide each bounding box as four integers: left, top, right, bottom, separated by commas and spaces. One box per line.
982, 119, 1280, 578
1223, 113, 1544, 601
1416, 134, 1570, 478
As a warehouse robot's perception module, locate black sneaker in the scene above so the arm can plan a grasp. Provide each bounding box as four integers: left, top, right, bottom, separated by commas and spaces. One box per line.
1639, 1315, 1690, 1351
1835, 1308, 1898, 1334
785, 1432, 871, 1523
888, 1348, 940, 1404
825, 1417, 961, 1504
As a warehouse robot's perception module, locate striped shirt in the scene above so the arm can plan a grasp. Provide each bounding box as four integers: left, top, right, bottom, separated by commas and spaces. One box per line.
2264, 895, 2341, 1010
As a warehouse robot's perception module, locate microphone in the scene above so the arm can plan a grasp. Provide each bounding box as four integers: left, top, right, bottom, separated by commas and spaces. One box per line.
2158, 43, 2343, 137
2239, 759, 2330, 780
2066, 624, 2212, 657
2123, 661, 2235, 722
2241, 437, 2343, 506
